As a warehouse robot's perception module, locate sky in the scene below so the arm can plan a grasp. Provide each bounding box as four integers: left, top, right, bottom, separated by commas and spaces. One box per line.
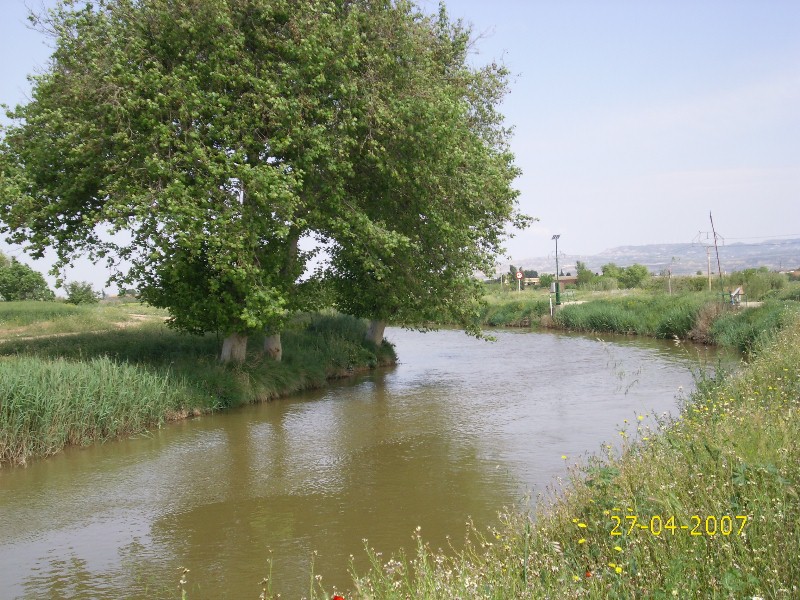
1, 0, 799, 292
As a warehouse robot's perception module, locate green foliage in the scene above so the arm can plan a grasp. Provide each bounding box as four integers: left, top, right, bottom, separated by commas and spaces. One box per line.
777, 283, 800, 301
64, 281, 99, 305
618, 263, 650, 288
1, 0, 524, 356
327, 4, 526, 335
710, 301, 798, 354
0, 258, 54, 301
722, 268, 787, 301
646, 274, 709, 294
601, 262, 623, 279
480, 297, 550, 326
539, 273, 555, 288
600, 263, 650, 289
554, 294, 708, 338
576, 260, 596, 287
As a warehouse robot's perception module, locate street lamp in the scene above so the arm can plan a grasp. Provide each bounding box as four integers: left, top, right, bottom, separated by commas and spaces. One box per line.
552, 234, 561, 305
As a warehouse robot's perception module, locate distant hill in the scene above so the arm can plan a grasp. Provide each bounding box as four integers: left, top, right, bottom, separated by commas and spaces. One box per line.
506, 238, 800, 276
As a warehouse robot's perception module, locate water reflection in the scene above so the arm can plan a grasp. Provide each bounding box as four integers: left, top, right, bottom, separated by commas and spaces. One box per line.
0, 329, 727, 599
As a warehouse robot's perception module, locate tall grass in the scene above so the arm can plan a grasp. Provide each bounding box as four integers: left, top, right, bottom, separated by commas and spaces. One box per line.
0, 313, 395, 466
0, 356, 205, 465
479, 296, 550, 326
0, 300, 89, 326
710, 301, 799, 354
317, 312, 800, 600
553, 294, 710, 338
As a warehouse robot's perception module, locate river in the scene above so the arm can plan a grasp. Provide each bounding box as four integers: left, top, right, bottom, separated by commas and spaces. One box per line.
0, 328, 727, 599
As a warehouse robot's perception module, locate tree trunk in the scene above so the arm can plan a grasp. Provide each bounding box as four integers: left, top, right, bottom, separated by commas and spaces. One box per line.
220, 332, 248, 364
365, 319, 386, 345
263, 332, 282, 362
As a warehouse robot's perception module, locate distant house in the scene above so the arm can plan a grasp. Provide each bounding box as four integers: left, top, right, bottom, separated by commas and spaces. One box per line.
554, 275, 578, 286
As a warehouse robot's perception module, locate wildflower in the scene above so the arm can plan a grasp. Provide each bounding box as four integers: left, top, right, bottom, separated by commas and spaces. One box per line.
615, 566, 623, 574
637, 415, 644, 421
585, 570, 592, 578
578, 523, 587, 528
614, 546, 622, 552
573, 575, 581, 582
562, 455, 567, 459
578, 538, 586, 544
333, 596, 346, 600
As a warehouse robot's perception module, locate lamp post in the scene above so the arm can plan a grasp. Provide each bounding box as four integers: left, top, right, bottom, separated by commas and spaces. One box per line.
552, 234, 561, 305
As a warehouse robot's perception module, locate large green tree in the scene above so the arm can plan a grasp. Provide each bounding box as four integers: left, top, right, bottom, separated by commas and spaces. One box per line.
0, 0, 371, 362
1, 0, 525, 358
0, 256, 55, 301
327, 3, 527, 342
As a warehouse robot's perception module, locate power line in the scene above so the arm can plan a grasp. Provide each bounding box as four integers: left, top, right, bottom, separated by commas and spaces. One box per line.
724, 234, 800, 241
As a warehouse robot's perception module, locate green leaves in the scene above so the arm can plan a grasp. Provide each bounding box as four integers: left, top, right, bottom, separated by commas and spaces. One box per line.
1, 0, 526, 350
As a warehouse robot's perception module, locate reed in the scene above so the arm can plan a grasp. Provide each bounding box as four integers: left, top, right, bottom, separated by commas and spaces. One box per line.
709, 300, 799, 354
553, 294, 709, 338
0, 355, 202, 465
480, 296, 550, 327
0, 312, 395, 466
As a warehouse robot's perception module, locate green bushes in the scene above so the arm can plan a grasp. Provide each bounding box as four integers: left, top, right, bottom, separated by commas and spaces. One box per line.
0, 256, 54, 301
552, 294, 799, 352
723, 268, 787, 300
777, 283, 800, 302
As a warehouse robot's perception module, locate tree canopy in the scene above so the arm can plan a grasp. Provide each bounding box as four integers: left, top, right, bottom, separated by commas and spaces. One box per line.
1, 0, 525, 359
327, 3, 526, 339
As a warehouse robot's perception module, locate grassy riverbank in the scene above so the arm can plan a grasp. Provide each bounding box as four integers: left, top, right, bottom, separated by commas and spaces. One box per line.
0, 306, 395, 466
476, 288, 800, 354
331, 311, 799, 599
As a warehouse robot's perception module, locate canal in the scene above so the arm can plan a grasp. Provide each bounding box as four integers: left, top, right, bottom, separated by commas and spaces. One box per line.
0, 328, 727, 599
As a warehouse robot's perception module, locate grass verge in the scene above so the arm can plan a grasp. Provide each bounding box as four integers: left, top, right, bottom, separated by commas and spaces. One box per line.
0, 299, 167, 336
0, 313, 395, 466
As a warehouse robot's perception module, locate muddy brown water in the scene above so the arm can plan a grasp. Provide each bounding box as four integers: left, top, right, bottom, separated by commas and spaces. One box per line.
0, 328, 732, 599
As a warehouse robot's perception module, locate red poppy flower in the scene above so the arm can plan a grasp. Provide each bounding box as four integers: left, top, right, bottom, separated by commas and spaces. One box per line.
332, 596, 346, 600
585, 570, 592, 578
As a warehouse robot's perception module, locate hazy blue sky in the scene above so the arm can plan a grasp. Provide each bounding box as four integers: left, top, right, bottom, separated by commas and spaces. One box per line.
2, 0, 799, 290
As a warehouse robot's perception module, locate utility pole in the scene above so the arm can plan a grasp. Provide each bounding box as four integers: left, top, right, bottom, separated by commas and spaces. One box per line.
709, 212, 724, 285
693, 225, 724, 291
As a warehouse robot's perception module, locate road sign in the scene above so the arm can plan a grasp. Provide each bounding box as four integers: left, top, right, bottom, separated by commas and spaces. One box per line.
515, 271, 523, 280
